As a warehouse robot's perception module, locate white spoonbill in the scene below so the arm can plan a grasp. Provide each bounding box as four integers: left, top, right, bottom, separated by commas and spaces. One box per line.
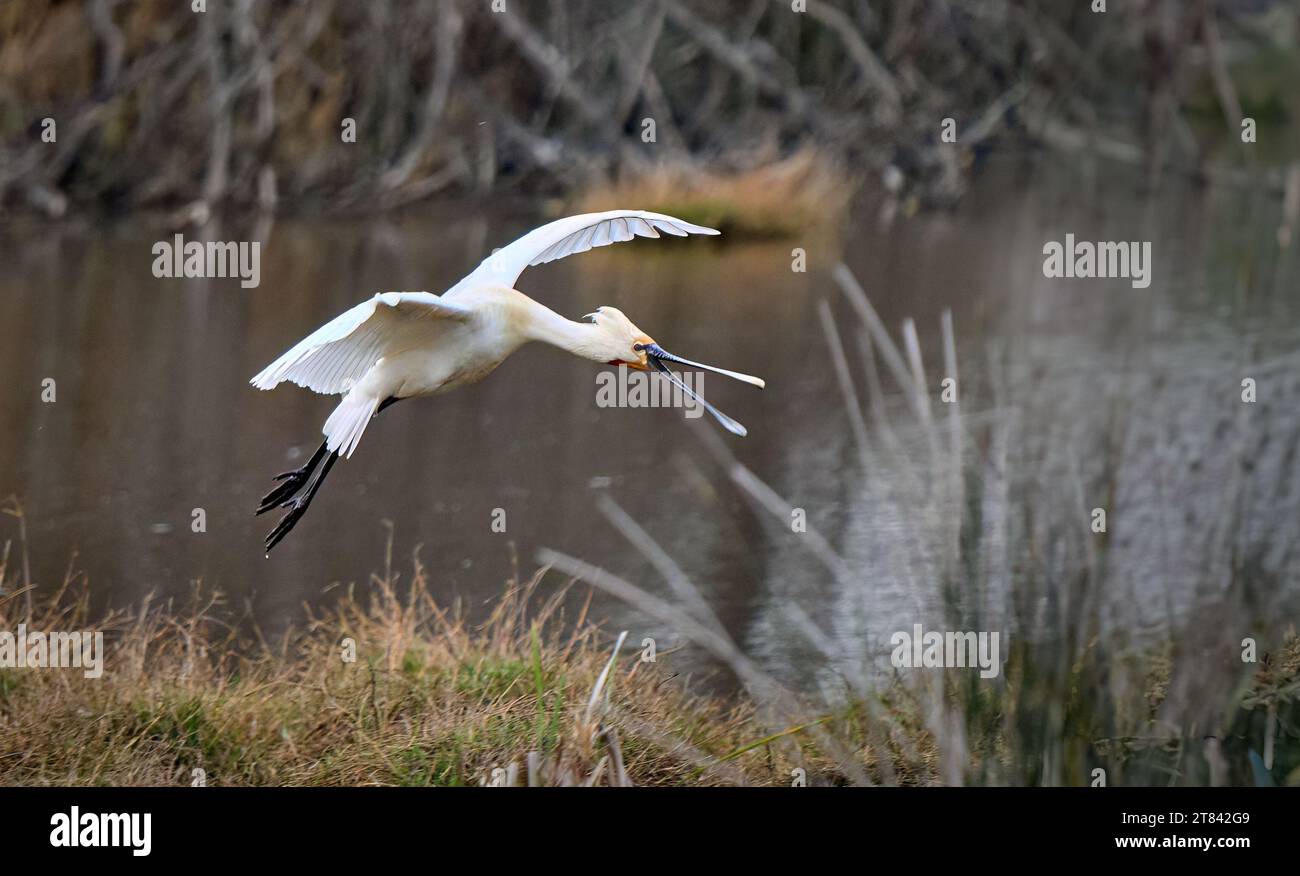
250, 209, 765, 553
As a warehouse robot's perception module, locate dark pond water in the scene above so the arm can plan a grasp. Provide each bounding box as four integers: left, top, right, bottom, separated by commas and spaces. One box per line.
2, 155, 1298, 688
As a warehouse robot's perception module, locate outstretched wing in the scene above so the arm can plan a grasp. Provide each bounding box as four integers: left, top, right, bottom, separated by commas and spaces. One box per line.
446, 210, 719, 295
250, 292, 471, 395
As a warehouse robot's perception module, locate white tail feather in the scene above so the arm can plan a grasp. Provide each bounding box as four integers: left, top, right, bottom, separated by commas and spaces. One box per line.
324, 394, 379, 459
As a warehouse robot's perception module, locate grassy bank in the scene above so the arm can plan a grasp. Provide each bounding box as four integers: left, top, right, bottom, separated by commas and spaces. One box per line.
0, 553, 805, 786
0, 535, 1296, 786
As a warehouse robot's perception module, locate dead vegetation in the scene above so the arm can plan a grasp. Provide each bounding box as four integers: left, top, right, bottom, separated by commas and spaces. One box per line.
2, 1, 1294, 222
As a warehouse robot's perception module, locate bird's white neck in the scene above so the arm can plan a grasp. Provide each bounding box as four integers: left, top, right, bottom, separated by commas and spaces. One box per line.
518, 297, 610, 362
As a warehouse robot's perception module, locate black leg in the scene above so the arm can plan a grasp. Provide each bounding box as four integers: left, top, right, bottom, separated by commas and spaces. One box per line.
264, 450, 338, 554
260, 398, 400, 554
257, 439, 329, 515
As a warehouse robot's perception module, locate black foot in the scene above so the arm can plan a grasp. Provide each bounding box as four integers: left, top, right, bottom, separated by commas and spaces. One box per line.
256, 441, 329, 516
257, 466, 312, 514
265, 495, 310, 553
261, 448, 338, 555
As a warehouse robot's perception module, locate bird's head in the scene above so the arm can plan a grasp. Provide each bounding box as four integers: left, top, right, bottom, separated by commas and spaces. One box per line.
584, 305, 765, 436
584, 306, 656, 369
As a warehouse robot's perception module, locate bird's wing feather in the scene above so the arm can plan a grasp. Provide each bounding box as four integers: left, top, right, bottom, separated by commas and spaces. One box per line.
446, 210, 719, 294
250, 292, 471, 394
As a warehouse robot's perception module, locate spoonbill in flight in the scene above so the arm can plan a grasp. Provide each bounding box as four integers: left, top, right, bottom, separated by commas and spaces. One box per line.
251, 210, 765, 553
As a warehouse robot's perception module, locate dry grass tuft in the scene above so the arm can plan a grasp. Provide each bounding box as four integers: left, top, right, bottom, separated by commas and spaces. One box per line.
571, 148, 854, 240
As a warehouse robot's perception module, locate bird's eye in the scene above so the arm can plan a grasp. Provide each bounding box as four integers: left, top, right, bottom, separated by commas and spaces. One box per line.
633, 343, 646, 351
